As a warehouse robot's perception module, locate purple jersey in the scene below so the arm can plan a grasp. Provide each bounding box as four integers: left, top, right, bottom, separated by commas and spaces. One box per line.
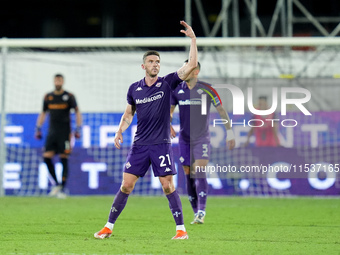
127, 72, 182, 145
171, 80, 220, 144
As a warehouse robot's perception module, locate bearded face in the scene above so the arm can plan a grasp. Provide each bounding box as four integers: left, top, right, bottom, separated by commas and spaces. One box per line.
54, 77, 64, 91
142, 55, 160, 78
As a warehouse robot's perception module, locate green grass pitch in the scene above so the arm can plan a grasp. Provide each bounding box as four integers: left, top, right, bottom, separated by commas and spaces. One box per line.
1, 196, 340, 255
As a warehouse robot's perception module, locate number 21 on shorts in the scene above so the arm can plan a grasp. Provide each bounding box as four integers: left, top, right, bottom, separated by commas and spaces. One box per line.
159, 154, 171, 167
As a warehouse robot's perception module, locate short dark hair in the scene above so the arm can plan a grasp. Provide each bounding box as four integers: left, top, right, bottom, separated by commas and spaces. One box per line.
143, 51, 160, 62
184, 59, 200, 70
258, 95, 267, 101
55, 74, 64, 78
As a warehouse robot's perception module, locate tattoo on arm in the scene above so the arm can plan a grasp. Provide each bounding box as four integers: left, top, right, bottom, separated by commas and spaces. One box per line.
123, 118, 131, 126
177, 70, 186, 79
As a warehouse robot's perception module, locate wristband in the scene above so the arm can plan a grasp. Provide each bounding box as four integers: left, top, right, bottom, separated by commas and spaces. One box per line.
75, 126, 81, 132
35, 126, 41, 132
227, 129, 235, 140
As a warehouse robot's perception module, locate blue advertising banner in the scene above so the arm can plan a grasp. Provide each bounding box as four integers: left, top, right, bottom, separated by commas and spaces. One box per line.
3, 112, 340, 196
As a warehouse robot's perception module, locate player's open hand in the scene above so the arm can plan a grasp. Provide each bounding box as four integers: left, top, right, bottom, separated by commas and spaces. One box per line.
114, 131, 123, 149
180, 21, 196, 39
227, 139, 235, 150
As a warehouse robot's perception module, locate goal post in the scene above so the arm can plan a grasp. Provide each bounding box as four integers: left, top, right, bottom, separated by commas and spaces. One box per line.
1, 36, 339, 196
1, 37, 340, 47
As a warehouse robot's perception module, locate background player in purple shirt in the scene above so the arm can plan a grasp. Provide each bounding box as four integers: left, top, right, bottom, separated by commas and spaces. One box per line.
94, 20, 197, 240
35, 74, 82, 198
170, 61, 235, 224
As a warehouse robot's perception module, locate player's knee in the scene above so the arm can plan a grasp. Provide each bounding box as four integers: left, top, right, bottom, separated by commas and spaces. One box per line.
121, 181, 135, 194
162, 187, 172, 195
43, 151, 55, 158
161, 182, 175, 195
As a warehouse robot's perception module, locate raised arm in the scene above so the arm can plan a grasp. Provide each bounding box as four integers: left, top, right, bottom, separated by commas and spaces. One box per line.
216, 105, 235, 150
177, 21, 198, 81
114, 103, 136, 149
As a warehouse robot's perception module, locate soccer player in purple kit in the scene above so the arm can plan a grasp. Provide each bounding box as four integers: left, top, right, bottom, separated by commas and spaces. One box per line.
94, 20, 197, 240
170, 60, 235, 224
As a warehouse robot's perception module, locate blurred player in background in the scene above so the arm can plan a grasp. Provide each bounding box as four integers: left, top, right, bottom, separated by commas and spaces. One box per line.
244, 96, 280, 147
94, 20, 197, 240
35, 74, 82, 198
170, 60, 235, 224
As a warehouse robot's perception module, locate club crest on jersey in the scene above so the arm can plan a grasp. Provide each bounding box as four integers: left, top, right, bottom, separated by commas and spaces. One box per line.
178, 89, 185, 94
62, 94, 69, 101
136, 87, 143, 91
155, 82, 162, 87
125, 162, 131, 169
196, 89, 203, 94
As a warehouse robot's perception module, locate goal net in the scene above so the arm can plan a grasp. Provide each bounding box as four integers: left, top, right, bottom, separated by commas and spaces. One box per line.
1, 37, 339, 196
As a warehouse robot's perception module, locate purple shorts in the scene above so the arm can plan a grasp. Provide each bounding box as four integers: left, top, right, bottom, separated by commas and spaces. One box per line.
179, 142, 210, 166
124, 143, 177, 177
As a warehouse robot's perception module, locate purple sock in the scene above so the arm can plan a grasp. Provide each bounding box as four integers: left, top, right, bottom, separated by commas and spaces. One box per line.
195, 178, 208, 211
166, 190, 184, 225
185, 174, 198, 213
108, 189, 129, 224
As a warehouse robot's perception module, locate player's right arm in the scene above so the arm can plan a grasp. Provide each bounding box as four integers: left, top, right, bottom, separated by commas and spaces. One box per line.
114, 103, 136, 149
35, 94, 49, 139
177, 21, 198, 81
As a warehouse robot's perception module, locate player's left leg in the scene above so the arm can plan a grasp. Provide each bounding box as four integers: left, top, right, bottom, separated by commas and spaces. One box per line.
192, 159, 209, 224
191, 142, 210, 224
159, 175, 188, 240
151, 144, 188, 239
179, 143, 198, 215
55, 133, 72, 198
183, 165, 198, 214
57, 154, 69, 199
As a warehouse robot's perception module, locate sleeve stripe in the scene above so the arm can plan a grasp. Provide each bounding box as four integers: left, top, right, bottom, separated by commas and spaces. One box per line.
201, 83, 223, 106
201, 88, 218, 105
